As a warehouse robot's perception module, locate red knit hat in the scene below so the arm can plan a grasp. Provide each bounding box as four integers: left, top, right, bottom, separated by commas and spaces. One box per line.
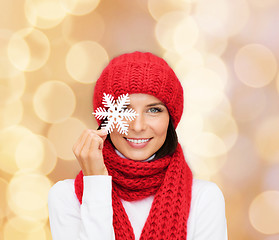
93, 51, 184, 128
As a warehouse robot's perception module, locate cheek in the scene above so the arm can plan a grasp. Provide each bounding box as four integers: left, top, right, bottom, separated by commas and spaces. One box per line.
152, 116, 169, 137
110, 132, 122, 146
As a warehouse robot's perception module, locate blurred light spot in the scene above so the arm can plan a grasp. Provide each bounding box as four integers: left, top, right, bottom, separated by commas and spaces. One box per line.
263, 164, 279, 192
0, 126, 33, 174
204, 110, 238, 151
249, 191, 279, 234
231, 86, 267, 122
155, 11, 188, 51
36, 136, 57, 175
221, 136, 260, 185
15, 134, 44, 171
8, 28, 50, 72
0, 100, 23, 129
174, 49, 204, 79
204, 54, 228, 83
255, 116, 279, 164
33, 81, 76, 123
188, 132, 227, 157
198, 36, 228, 56
234, 44, 277, 88
0, 72, 25, 105
7, 172, 51, 221
66, 41, 109, 83
4, 216, 46, 239
47, 117, 87, 160
0, 29, 21, 78
194, 0, 229, 36
62, 12, 105, 44
0, 178, 8, 221
177, 110, 204, 146
195, 0, 250, 37
148, 0, 191, 21
24, 0, 66, 29
163, 50, 182, 69
183, 68, 226, 112
187, 149, 227, 179
59, 0, 100, 16
174, 16, 199, 52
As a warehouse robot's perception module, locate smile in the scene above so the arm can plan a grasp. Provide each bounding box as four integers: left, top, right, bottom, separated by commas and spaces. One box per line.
125, 138, 151, 144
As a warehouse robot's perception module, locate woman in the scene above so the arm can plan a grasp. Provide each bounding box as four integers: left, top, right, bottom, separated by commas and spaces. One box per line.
48, 51, 228, 240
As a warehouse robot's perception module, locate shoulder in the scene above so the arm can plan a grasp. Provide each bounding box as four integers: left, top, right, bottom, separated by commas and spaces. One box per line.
187, 179, 228, 239
48, 179, 80, 210
191, 179, 225, 213
192, 179, 225, 202
190, 179, 227, 224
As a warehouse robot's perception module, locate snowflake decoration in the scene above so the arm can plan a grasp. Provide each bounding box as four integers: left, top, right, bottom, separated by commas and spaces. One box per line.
92, 93, 138, 135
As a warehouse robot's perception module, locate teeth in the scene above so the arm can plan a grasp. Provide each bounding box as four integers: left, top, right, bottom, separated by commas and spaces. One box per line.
126, 138, 150, 144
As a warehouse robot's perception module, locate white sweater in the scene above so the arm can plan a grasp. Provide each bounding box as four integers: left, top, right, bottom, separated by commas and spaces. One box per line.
48, 176, 228, 240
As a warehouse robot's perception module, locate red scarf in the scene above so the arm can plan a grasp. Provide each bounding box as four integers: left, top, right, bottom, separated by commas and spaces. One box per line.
74, 140, 193, 239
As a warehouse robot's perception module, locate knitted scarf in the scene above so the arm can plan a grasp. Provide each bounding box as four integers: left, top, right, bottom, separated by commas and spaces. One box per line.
74, 140, 193, 240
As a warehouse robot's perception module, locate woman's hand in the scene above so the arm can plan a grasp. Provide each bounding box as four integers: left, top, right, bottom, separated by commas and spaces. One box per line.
73, 129, 108, 176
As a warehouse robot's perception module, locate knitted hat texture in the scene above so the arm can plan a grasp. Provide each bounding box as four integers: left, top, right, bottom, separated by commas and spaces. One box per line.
93, 51, 184, 128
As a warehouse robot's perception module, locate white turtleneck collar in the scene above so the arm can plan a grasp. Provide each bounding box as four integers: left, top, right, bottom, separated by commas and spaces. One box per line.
115, 149, 155, 162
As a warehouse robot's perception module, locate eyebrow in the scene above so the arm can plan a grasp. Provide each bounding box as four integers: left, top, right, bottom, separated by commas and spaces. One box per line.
128, 102, 166, 108
146, 102, 165, 107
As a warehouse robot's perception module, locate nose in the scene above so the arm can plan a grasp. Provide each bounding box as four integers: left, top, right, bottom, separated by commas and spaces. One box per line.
129, 113, 146, 132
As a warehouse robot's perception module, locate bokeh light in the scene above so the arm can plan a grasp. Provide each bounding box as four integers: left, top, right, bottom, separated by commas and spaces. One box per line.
59, 0, 100, 16
3, 216, 47, 240
47, 117, 87, 160
0, 29, 21, 78
188, 132, 227, 158
8, 28, 50, 72
15, 134, 44, 171
173, 16, 199, 53
0, 72, 25, 105
7, 172, 51, 221
0, 126, 33, 174
255, 116, 279, 164
33, 81, 76, 123
182, 67, 226, 112
0, 178, 9, 222
148, 0, 191, 21
155, 11, 190, 51
66, 41, 109, 83
249, 191, 279, 234
194, 0, 250, 37
0, 100, 23, 130
24, 0, 66, 29
234, 44, 277, 88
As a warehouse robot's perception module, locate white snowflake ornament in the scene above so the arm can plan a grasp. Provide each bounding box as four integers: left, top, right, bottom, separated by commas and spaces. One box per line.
93, 93, 138, 135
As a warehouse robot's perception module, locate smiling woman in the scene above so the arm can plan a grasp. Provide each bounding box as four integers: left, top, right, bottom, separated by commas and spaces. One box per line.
48, 51, 228, 240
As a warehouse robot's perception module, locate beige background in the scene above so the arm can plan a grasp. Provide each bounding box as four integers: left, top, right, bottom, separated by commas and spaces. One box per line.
1, 0, 279, 239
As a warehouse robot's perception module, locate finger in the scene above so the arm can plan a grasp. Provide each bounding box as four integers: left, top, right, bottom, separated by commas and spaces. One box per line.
89, 133, 104, 152
90, 129, 108, 142
73, 129, 91, 156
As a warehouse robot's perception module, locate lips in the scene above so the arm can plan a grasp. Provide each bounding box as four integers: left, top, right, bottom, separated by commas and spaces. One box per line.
124, 137, 152, 149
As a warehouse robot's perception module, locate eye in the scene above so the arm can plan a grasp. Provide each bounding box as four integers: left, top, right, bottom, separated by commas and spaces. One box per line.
148, 107, 163, 113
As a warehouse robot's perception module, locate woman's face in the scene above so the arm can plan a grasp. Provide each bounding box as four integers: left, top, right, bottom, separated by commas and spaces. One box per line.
110, 93, 170, 161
